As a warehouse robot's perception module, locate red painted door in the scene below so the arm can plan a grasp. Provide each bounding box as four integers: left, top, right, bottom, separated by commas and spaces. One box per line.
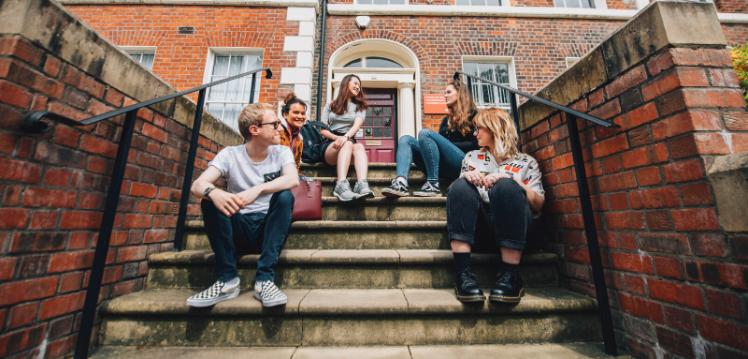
360, 88, 397, 162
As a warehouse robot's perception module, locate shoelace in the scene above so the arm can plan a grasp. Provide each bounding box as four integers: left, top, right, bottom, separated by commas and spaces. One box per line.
460, 271, 479, 287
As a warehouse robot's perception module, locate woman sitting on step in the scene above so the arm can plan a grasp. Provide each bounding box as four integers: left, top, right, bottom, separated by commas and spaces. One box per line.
382, 79, 478, 198
319, 74, 373, 202
447, 108, 545, 304
279, 92, 306, 170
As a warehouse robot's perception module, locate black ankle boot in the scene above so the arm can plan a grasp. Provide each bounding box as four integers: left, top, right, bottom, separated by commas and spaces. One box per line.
455, 270, 485, 303
489, 271, 524, 303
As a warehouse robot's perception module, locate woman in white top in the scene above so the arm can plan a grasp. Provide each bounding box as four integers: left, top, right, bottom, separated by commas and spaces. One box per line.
447, 108, 545, 305
319, 74, 372, 201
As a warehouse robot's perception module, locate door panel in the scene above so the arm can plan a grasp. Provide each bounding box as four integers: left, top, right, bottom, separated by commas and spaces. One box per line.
361, 88, 397, 162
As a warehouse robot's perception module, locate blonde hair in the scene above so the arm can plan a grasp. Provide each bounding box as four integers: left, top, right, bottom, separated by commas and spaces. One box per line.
473, 108, 519, 162
238, 103, 274, 141
446, 79, 477, 136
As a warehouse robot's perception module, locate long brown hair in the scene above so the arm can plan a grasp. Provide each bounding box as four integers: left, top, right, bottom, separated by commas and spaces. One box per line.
446, 79, 477, 136
473, 108, 519, 162
331, 74, 368, 115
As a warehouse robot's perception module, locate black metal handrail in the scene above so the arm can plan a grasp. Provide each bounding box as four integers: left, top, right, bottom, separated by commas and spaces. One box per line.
454, 71, 618, 356
21, 67, 272, 359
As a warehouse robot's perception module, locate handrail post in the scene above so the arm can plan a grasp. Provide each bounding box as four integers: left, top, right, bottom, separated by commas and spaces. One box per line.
74, 110, 138, 359
249, 72, 257, 103
509, 93, 521, 136
566, 114, 617, 355
173, 89, 207, 251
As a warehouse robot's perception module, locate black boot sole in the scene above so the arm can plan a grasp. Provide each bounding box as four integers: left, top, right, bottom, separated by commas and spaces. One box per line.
489, 288, 525, 304
455, 291, 486, 303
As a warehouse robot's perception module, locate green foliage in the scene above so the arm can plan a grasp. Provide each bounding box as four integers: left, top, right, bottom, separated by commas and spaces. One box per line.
732, 43, 748, 104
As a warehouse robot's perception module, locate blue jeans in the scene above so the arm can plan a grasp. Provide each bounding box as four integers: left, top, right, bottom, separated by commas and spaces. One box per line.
395, 128, 465, 182
200, 190, 293, 283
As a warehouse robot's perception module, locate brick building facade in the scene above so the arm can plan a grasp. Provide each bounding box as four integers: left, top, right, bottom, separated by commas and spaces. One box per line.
63, 0, 747, 161
0, 0, 746, 358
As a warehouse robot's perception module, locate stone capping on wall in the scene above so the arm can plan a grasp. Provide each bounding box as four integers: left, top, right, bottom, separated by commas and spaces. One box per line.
0, 0, 243, 147
518, 0, 727, 130
707, 151, 748, 232
57, 0, 319, 10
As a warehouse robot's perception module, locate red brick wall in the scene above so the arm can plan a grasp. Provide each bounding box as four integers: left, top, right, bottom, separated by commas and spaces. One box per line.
723, 24, 748, 46
0, 34, 223, 358
324, 16, 624, 129
715, 0, 748, 13
521, 46, 748, 358
63, 5, 298, 103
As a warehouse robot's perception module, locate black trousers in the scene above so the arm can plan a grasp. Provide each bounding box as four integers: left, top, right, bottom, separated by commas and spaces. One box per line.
446, 177, 532, 251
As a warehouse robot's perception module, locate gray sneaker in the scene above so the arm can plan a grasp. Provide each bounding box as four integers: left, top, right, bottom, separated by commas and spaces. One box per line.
413, 181, 441, 197
333, 180, 360, 202
381, 177, 409, 198
353, 180, 375, 199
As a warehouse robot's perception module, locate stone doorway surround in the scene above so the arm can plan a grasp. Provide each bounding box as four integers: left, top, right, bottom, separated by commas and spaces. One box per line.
327, 39, 421, 138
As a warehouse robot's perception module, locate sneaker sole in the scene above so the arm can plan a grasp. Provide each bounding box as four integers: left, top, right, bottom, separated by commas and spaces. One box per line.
186, 288, 240, 308
355, 192, 375, 200
253, 292, 288, 307
489, 288, 525, 304
333, 192, 357, 202
381, 189, 409, 197
412, 191, 440, 197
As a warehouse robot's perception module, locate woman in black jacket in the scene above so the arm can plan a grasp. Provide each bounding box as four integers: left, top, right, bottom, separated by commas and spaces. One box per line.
382, 79, 478, 197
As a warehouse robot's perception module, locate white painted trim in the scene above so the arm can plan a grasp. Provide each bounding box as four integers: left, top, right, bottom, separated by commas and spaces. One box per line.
119, 46, 156, 53
719, 13, 748, 24
327, 38, 423, 136
57, 0, 319, 9
202, 47, 264, 129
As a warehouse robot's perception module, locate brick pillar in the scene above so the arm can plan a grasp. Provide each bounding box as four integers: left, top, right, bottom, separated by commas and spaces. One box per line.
519, 2, 748, 358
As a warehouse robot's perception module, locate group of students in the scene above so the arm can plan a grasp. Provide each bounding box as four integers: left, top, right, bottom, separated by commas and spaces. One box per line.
186, 74, 545, 308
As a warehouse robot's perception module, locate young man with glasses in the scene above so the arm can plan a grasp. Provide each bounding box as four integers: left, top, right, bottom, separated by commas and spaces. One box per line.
187, 103, 299, 308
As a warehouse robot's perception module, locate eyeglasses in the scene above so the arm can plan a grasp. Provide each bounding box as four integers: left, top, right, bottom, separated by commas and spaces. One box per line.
257, 121, 281, 130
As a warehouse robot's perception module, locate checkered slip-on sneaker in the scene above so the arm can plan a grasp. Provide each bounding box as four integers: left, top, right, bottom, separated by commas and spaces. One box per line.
253, 280, 288, 307
186, 277, 240, 307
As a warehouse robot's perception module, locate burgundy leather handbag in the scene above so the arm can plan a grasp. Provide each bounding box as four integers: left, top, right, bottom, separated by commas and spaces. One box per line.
291, 176, 322, 221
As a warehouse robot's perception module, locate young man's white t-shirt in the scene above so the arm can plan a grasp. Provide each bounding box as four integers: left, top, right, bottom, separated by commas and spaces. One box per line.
208, 144, 295, 214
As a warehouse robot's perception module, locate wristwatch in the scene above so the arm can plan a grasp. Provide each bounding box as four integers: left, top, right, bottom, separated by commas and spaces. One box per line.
202, 186, 216, 198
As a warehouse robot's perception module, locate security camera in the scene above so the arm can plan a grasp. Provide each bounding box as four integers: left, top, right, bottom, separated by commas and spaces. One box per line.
355, 16, 371, 30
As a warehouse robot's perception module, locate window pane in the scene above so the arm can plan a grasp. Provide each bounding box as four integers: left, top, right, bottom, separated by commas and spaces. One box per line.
470, 0, 485, 5
456, 0, 470, 4
140, 54, 154, 69
373, 0, 388, 4
344, 58, 362, 68
227, 56, 245, 101
486, 0, 501, 5
390, 0, 405, 3
366, 57, 402, 68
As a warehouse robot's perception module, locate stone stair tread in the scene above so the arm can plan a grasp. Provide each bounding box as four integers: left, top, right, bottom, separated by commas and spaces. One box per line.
102, 287, 595, 316
187, 219, 446, 229
92, 343, 621, 359
315, 177, 427, 184
320, 195, 446, 203
148, 249, 558, 265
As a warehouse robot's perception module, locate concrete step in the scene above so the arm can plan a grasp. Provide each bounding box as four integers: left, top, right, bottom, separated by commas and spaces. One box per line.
301, 162, 423, 180
185, 220, 448, 250
316, 177, 441, 197
92, 343, 622, 359
323, 196, 445, 221
146, 249, 559, 290
100, 287, 601, 347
